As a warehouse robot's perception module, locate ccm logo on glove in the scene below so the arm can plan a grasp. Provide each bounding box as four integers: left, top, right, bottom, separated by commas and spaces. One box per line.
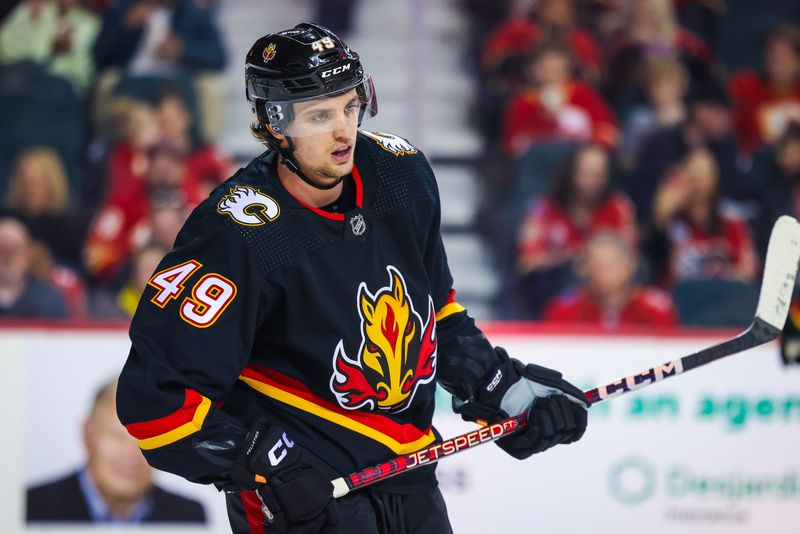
268, 432, 295, 466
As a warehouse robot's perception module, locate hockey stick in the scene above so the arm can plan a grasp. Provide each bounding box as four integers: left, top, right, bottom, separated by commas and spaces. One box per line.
329, 215, 800, 498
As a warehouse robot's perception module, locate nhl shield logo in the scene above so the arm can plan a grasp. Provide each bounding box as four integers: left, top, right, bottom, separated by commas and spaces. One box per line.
263, 43, 277, 63
350, 214, 366, 236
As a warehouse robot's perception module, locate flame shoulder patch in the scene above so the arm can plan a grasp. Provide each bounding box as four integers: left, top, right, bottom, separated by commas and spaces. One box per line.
360, 131, 418, 156
217, 186, 280, 226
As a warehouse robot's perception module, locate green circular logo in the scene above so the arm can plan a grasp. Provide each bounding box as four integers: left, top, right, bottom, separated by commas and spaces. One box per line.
608, 457, 657, 506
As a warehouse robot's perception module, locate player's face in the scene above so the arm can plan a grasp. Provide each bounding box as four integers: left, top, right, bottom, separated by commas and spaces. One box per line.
284, 90, 360, 184
84, 400, 153, 505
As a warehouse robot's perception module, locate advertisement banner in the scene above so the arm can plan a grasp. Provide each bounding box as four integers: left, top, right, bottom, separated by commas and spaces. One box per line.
437, 332, 800, 534
1, 326, 798, 533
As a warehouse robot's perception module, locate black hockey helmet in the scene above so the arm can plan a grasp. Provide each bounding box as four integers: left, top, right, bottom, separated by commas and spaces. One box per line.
245, 22, 378, 136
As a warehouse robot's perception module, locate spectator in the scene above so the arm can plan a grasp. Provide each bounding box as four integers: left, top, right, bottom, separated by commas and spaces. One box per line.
729, 26, 800, 154
626, 80, 749, 221
603, 0, 715, 116
91, 0, 227, 141
502, 41, 618, 156
115, 242, 168, 317
104, 98, 161, 195
5, 146, 87, 268
0, 216, 67, 319
92, 0, 225, 75
154, 88, 232, 198
482, 0, 604, 83
26, 378, 206, 523
673, 0, 724, 53
0, 0, 100, 94
750, 122, 800, 258
619, 57, 687, 169
84, 143, 198, 282
652, 149, 758, 285
516, 143, 636, 316
28, 239, 88, 319
543, 231, 677, 328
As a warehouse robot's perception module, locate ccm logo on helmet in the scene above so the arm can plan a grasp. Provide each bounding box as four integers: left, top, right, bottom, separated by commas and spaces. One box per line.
268, 432, 295, 466
321, 63, 352, 78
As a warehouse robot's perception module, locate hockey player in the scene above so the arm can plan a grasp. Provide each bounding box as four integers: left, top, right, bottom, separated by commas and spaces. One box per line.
116, 23, 589, 533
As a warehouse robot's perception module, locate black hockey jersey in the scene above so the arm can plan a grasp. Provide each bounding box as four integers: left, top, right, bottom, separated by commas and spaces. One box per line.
117, 131, 476, 495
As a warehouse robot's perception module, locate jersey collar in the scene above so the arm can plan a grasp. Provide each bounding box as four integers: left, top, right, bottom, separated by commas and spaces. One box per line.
286, 165, 364, 221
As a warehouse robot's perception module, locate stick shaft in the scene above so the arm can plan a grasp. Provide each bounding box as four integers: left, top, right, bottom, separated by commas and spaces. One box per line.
584, 317, 779, 404
331, 414, 527, 498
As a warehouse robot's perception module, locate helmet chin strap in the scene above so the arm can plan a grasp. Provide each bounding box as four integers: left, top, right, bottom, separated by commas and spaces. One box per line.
278, 135, 345, 191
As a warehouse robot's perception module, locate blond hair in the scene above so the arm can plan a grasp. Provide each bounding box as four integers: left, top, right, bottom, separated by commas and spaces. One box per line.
108, 97, 156, 142
7, 147, 69, 215
644, 57, 687, 85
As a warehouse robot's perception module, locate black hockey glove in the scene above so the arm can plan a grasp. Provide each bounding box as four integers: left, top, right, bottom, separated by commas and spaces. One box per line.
230, 419, 338, 533
453, 348, 589, 460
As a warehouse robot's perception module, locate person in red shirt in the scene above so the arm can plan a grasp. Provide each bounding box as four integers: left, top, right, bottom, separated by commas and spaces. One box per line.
105, 89, 233, 202
84, 143, 201, 282
652, 148, 758, 285
105, 98, 162, 195
603, 0, 715, 117
154, 88, 234, 199
482, 0, 604, 82
502, 42, 618, 156
543, 231, 677, 328
516, 143, 636, 317
729, 26, 800, 154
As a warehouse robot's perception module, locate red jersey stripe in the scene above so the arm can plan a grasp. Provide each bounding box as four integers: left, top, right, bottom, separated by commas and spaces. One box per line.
240, 365, 434, 448
124, 388, 206, 439
241, 491, 266, 533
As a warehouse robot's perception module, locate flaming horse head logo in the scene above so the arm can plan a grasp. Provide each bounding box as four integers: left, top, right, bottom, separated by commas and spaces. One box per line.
331, 266, 437, 413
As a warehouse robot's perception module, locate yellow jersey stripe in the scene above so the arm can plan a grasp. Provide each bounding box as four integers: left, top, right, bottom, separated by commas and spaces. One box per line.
240, 376, 436, 455
435, 301, 466, 322
135, 396, 212, 450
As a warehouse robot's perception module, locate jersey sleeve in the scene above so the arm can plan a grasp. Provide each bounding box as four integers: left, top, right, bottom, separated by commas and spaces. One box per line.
117, 213, 271, 486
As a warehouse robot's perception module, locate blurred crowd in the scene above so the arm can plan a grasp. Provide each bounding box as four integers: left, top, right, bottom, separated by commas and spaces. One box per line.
462, 0, 800, 327
0, 0, 232, 320
2, 0, 800, 330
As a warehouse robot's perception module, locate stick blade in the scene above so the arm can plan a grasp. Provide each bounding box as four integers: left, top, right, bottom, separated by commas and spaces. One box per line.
755, 215, 800, 331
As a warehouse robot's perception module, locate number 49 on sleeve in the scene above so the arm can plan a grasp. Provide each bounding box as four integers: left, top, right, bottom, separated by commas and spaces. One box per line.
148, 260, 238, 328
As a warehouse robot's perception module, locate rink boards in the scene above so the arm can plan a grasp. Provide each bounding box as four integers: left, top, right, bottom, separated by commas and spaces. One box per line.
0, 324, 798, 534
